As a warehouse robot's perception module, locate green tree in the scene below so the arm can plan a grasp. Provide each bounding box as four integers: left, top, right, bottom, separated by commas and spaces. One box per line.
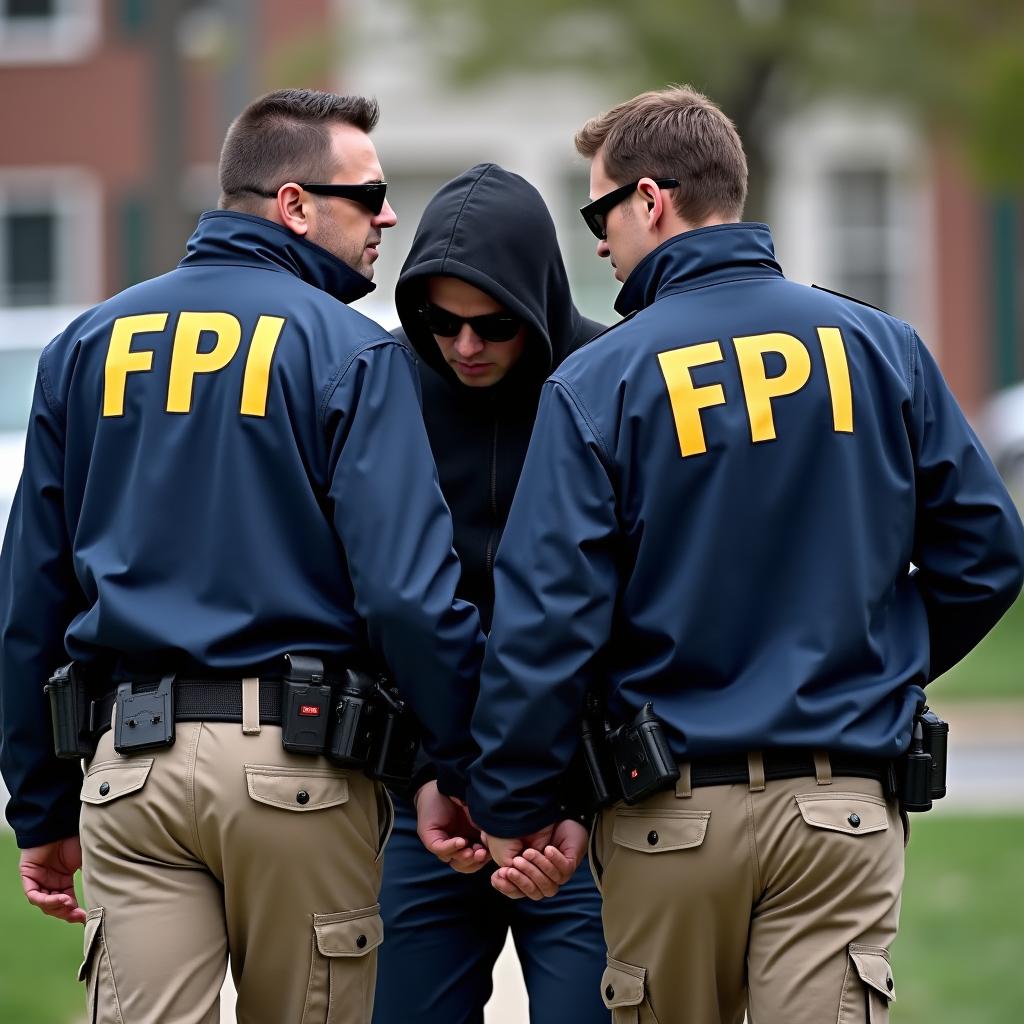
398, 0, 1024, 211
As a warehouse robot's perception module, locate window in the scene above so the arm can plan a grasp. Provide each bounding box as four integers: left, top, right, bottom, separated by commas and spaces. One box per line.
826, 168, 897, 312
767, 105, 928, 330
0, 0, 99, 63
0, 170, 101, 308
4, 209, 56, 306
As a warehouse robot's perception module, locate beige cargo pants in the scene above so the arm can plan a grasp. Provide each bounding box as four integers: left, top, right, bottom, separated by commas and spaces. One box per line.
591, 753, 904, 1024
78, 705, 393, 1024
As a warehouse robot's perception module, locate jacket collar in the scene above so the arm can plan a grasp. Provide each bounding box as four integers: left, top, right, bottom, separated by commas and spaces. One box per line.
614, 222, 782, 316
178, 210, 375, 305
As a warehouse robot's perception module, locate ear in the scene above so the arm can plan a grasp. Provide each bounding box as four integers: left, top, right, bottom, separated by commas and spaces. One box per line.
275, 183, 311, 236
636, 177, 666, 233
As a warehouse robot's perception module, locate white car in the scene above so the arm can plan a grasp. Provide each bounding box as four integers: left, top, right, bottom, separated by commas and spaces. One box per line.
981, 382, 1024, 509
0, 307, 84, 536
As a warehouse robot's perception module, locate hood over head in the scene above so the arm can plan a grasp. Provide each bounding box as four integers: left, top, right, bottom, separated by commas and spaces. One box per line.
395, 164, 596, 391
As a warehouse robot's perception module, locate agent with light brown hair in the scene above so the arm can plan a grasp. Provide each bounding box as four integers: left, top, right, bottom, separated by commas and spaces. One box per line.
468, 85, 1024, 1023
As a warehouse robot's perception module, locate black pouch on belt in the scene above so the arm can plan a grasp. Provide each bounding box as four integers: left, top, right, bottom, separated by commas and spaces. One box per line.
327, 669, 378, 766
114, 676, 175, 754
609, 702, 680, 805
44, 663, 95, 759
365, 680, 421, 790
281, 654, 333, 755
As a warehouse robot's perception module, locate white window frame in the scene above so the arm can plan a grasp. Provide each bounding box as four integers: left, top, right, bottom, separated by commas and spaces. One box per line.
768, 102, 936, 349
0, 0, 100, 65
0, 167, 101, 307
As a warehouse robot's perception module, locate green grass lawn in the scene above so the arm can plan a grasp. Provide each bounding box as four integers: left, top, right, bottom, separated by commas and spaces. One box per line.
893, 814, 1024, 1023
1, 815, 1022, 1022
932, 593, 1023, 701
0, 834, 84, 1024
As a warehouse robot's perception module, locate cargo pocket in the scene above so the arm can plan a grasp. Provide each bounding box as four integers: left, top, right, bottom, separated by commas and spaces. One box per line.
302, 905, 383, 1024
600, 957, 659, 1023
588, 817, 604, 893
612, 808, 710, 853
795, 792, 888, 836
78, 907, 123, 1024
375, 785, 394, 862
837, 944, 895, 1023
244, 764, 349, 812
81, 759, 153, 805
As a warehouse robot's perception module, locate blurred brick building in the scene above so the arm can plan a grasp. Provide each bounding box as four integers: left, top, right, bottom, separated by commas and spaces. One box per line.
0, 0, 331, 305
0, 0, 1020, 418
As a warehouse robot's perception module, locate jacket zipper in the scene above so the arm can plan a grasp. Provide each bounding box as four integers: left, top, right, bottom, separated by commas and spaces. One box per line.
485, 416, 499, 580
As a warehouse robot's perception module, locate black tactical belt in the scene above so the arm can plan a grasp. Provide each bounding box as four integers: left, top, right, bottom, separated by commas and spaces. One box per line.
90, 678, 289, 737
683, 749, 889, 788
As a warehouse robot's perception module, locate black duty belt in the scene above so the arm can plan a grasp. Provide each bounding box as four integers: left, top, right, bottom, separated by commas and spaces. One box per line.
683, 749, 889, 788
90, 678, 287, 737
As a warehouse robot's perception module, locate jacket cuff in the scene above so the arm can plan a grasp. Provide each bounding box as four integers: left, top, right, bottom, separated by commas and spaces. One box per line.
14, 806, 81, 850
409, 759, 438, 797
435, 766, 467, 803
465, 798, 563, 840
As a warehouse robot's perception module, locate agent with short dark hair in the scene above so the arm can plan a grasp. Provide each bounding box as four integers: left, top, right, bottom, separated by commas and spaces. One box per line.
0, 88, 483, 1023
469, 85, 1024, 1023
372, 163, 609, 1024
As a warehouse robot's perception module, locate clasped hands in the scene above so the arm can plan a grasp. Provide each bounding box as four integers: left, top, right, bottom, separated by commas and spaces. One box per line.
414, 781, 587, 900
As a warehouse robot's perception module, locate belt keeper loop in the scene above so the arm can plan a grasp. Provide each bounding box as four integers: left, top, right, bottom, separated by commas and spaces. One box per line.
674, 762, 692, 799
813, 750, 833, 785
241, 677, 261, 735
747, 751, 765, 792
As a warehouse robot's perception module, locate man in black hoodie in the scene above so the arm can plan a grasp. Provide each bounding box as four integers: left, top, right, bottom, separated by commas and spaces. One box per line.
373, 164, 609, 1023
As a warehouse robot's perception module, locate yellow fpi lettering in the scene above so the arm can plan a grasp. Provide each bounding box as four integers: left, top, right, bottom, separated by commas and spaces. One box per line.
102, 311, 286, 417
240, 316, 286, 417
733, 332, 811, 443
103, 314, 168, 417
166, 312, 241, 413
817, 327, 853, 432
657, 341, 727, 457
657, 327, 855, 457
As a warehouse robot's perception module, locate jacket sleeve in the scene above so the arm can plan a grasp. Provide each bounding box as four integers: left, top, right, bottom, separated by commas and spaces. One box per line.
323, 339, 484, 798
909, 331, 1024, 680
0, 357, 86, 847
468, 379, 619, 837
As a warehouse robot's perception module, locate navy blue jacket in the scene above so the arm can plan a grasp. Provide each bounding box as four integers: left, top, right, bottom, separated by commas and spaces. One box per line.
468, 222, 1024, 837
0, 210, 483, 847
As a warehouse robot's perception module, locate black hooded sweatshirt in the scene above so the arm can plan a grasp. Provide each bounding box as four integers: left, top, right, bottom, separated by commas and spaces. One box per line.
395, 164, 605, 630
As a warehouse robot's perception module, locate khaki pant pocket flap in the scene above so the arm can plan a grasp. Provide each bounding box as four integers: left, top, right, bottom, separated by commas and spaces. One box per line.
613, 808, 710, 852
600, 957, 646, 1009
314, 905, 383, 957
795, 792, 888, 835
849, 944, 895, 1002
81, 761, 153, 805
78, 907, 105, 981
245, 765, 349, 811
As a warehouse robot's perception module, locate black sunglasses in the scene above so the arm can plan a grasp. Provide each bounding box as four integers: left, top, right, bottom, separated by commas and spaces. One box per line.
239, 181, 389, 214
419, 302, 522, 343
579, 178, 680, 240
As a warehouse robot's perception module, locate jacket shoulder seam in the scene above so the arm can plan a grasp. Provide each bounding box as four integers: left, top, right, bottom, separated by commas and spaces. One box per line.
904, 323, 917, 401
36, 342, 64, 423
318, 334, 401, 426
549, 376, 613, 468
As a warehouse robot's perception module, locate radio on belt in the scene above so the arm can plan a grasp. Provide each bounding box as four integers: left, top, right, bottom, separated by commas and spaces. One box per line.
281, 654, 333, 755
